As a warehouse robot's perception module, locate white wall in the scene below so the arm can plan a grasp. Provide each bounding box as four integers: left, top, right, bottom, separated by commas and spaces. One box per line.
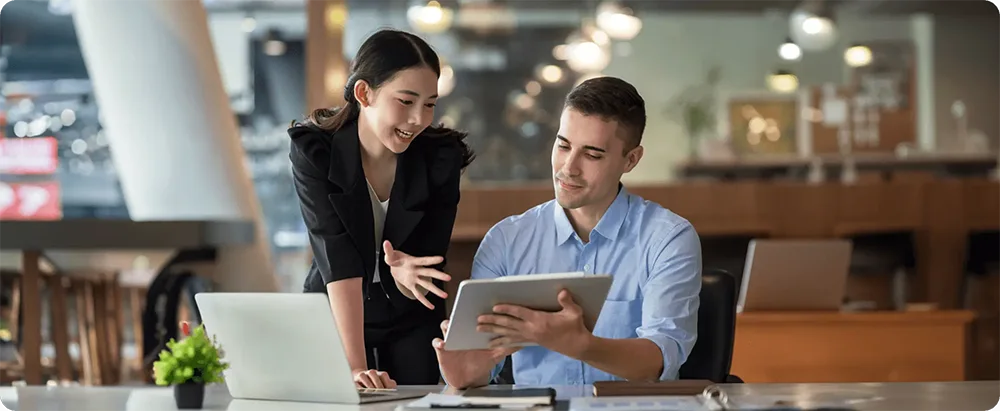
603, 13, 916, 183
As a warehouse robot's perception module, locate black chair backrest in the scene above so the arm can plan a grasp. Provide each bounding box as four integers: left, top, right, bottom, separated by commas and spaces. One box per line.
679, 268, 737, 382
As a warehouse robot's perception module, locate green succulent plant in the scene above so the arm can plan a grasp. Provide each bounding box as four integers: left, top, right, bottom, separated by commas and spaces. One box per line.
153, 324, 229, 385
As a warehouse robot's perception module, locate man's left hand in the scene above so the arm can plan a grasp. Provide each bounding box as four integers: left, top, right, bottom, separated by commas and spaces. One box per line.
476, 289, 591, 359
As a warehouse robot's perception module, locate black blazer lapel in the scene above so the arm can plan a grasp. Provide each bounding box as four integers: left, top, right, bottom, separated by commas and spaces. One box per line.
383, 149, 428, 251
325, 121, 375, 277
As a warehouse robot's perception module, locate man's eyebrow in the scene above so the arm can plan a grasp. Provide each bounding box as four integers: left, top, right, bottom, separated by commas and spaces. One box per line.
397, 90, 438, 98
557, 135, 606, 153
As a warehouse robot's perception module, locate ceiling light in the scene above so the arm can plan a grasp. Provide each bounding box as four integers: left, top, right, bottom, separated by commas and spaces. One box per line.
596, 1, 642, 40
566, 41, 610, 73
767, 70, 799, 93
844, 44, 873, 67
789, 1, 837, 51
407, 1, 454, 34
778, 38, 802, 61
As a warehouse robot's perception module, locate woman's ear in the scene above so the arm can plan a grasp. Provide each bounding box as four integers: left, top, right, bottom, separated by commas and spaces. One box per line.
353, 80, 372, 107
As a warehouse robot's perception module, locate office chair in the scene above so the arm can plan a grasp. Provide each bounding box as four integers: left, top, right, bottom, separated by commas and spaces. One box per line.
679, 268, 742, 383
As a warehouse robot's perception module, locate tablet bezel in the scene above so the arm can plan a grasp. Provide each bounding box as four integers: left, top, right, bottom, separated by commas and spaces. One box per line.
443, 272, 613, 351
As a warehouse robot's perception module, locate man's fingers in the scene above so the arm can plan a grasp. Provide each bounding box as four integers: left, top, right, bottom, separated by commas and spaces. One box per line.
416, 278, 448, 299
478, 314, 521, 329
432, 337, 446, 351
492, 304, 531, 321
487, 336, 524, 349
476, 324, 519, 336
440, 320, 450, 335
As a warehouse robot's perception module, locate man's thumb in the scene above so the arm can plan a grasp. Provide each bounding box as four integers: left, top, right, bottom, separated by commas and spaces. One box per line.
557, 289, 576, 308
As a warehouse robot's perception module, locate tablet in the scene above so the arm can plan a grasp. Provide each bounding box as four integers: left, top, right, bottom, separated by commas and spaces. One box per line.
443, 272, 613, 351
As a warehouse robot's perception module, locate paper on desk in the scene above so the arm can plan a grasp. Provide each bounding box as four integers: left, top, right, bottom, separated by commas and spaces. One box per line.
404, 393, 536, 409
569, 396, 711, 411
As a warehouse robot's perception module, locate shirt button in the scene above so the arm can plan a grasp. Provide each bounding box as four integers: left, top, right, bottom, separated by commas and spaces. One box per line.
584, 264, 590, 272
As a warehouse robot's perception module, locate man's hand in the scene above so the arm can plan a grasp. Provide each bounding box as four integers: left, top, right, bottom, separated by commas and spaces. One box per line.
433, 320, 520, 389
383, 240, 451, 309
477, 289, 591, 359
351, 368, 396, 389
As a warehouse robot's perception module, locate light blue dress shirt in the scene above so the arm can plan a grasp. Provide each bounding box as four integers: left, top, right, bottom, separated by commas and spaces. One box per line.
471, 186, 701, 385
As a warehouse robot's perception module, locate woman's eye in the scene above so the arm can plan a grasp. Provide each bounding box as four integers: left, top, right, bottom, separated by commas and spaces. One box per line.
397, 99, 413, 105
425, 103, 436, 108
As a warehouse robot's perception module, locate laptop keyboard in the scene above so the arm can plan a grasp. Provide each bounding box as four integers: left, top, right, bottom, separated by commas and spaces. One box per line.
358, 388, 396, 397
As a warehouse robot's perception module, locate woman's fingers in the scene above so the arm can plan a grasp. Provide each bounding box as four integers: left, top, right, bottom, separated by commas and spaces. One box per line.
409, 255, 445, 267
377, 371, 397, 388
416, 278, 448, 299
364, 370, 384, 388
416, 267, 451, 282
413, 288, 435, 310
355, 372, 375, 388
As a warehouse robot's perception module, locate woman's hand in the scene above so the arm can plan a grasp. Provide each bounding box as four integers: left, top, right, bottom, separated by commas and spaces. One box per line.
352, 368, 396, 389
383, 240, 451, 309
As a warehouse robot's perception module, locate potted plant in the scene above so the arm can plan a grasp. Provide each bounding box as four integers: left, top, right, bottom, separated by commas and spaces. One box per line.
664, 66, 723, 159
153, 322, 229, 409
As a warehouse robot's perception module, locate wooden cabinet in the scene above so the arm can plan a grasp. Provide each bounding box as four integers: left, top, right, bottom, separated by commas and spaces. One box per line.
731, 311, 974, 383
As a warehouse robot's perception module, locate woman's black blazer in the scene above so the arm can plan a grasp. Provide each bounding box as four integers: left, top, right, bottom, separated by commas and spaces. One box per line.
288, 119, 468, 324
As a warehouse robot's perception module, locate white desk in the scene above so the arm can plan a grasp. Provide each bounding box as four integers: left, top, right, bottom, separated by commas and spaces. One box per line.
2, 381, 997, 410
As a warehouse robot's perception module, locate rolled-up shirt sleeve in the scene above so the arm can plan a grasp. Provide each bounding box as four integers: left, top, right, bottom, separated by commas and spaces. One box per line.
637, 222, 702, 380
470, 224, 508, 382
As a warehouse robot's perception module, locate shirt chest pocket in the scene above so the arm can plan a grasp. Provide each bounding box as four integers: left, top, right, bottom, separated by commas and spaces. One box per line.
595, 276, 641, 339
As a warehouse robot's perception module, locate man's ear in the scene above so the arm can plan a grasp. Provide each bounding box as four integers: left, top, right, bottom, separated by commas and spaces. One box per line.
353, 80, 372, 107
624, 145, 643, 173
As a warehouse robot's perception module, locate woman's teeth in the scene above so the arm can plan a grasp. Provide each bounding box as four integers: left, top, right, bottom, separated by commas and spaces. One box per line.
395, 128, 414, 140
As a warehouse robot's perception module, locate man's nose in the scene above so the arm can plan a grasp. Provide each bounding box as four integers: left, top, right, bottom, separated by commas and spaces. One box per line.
560, 152, 581, 176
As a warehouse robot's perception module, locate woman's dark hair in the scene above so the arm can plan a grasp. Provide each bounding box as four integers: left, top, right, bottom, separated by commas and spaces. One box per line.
305, 29, 474, 168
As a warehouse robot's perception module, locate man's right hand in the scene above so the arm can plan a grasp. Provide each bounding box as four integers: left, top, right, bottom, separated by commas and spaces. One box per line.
352, 369, 396, 389
432, 320, 520, 389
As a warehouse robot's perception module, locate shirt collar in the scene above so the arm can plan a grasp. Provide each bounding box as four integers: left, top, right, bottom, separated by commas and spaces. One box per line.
554, 184, 630, 245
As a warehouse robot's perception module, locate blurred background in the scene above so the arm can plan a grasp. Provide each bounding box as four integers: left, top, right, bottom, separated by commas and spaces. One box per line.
0, 0, 997, 389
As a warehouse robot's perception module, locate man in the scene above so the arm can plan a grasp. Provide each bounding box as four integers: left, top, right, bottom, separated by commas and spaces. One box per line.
433, 76, 702, 388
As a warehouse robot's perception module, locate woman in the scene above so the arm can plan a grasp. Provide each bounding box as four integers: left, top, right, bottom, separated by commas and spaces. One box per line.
288, 29, 474, 388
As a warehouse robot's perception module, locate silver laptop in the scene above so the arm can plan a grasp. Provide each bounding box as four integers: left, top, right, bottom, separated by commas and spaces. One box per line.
737, 239, 853, 313
194, 292, 435, 404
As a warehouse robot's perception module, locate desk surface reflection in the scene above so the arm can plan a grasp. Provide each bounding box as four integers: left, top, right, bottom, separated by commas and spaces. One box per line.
2, 381, 997, 410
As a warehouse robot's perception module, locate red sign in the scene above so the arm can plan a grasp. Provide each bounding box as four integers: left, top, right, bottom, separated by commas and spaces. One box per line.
0, 181, 62, 220
0, 137, 59, 175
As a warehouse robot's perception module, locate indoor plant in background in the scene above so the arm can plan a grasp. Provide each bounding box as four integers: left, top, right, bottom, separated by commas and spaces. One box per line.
664, 66, 723, 159
153, 322, 229, 409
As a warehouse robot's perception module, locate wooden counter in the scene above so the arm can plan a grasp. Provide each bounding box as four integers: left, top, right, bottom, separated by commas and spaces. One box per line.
448, 178, 999, 309
730, 310, 975, 383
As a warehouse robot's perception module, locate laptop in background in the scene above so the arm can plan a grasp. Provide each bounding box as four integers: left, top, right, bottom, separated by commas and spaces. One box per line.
194, 292, 434, 404
737, 239, 853, 313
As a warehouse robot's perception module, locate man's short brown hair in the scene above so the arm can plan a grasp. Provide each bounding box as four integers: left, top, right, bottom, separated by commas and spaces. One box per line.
564, 76, 646, 152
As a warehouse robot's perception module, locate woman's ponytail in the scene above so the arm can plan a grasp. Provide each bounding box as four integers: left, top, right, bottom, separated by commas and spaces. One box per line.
303, 75, 361, 132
